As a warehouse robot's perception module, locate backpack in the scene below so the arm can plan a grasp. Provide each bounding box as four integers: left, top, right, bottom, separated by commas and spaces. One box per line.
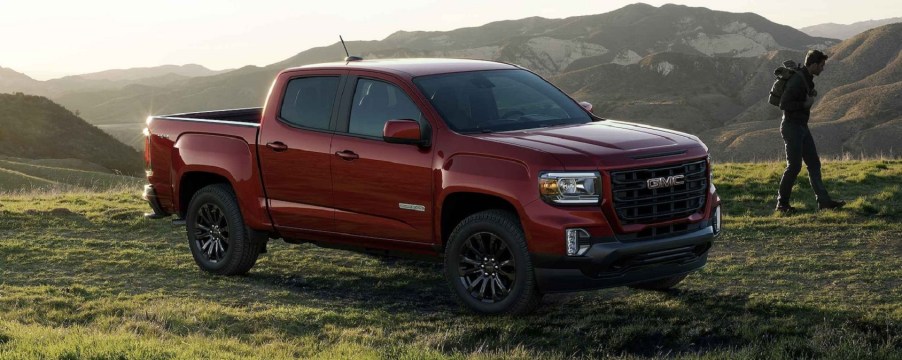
768, 60, 800, 107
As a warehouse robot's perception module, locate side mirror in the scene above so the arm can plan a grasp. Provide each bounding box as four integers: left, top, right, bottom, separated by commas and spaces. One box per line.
578, 101, 593, 113
383, 119, 431, 147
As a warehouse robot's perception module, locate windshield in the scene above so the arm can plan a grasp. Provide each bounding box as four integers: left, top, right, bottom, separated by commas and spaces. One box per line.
413, 69, 591, 133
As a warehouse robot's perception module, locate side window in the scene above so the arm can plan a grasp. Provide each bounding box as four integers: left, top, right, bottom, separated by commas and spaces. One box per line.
348, 79, 423, 138
279, 76, 340, 130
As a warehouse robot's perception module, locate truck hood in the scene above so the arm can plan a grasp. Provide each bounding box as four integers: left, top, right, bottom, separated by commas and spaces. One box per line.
474, 120, 708, 169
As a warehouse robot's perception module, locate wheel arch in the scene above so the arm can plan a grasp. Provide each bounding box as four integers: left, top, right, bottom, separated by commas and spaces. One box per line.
439, 192, 523, 250
178, 171, 232, 219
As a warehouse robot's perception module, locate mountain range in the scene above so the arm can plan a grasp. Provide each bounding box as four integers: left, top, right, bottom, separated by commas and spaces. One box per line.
0, 64, 228, 98
1, 3, 899, 163
801, 17, 902, 40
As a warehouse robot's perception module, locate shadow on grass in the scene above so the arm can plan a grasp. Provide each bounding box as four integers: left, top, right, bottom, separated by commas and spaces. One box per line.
246, 259, 456, 313
240, 260, 898, 358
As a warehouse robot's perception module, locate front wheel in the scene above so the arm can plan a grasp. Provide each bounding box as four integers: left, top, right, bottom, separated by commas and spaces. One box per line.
444, 210, 542, 315
185, 184, 260, 275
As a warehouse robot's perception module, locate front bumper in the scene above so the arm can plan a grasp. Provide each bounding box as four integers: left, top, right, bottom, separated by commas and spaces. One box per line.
143, 184, 169, 219
533, 225, 715, 293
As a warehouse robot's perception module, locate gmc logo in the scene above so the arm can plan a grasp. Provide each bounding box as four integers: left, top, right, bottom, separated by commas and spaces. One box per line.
646, 175, 685, 189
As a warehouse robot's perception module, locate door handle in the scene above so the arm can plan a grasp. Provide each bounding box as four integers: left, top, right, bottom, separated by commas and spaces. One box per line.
335, 150, 359, 161
266, 141, 288, 152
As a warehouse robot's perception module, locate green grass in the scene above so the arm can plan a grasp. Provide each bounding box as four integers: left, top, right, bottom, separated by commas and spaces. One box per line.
0, 159, 141, 193
0, 160, 900, 359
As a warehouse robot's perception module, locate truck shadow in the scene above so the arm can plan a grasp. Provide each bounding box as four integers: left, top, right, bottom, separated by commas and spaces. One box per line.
247, 258, 457, 313
244, 259, 894, 357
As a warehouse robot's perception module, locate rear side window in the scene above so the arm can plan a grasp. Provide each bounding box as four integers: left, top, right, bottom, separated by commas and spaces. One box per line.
279, 77, 340, 130
348, 79, 423, 138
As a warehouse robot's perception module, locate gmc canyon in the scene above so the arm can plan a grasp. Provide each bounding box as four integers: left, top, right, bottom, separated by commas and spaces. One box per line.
143, 58, 722, 314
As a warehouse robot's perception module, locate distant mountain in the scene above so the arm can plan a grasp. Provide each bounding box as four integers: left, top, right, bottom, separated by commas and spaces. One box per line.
272, 3, 836, 76
0, 64, 233, 99
74, 64, 230, 82
4, 3, 897, 161
801, 17, 902, 40
0, 67, 43, 95
39, 3, 838, 145
0, 93, 142, 175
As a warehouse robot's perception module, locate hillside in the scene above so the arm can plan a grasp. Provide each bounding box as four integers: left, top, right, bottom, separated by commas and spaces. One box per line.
691, 23, 902, 160
271, 3, 835, 75
0, 160, 899, 358
0, 64, 232, 99
3, 4, 897, 160
801, 17, 902, 40
34, 3, 837, 149
0, 93, 143, 176
74, 64, 229, 82
0, 67, 43, 95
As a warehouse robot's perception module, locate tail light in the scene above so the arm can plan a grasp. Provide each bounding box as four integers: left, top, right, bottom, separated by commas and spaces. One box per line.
143, 126, 152, 177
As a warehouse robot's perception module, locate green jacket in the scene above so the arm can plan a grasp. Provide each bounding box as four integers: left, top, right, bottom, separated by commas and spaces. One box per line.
779, 67, 815, 124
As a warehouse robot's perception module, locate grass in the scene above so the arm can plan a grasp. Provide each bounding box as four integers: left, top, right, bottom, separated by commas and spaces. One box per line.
0, 160, 900, 359
0, 159, 142, 194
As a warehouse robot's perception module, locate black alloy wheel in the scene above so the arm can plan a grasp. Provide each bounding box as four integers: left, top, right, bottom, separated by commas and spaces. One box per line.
185, 184, 261, 275
445, 210, 541, 315
458, 232, 517, 303
193, 203, 230, 263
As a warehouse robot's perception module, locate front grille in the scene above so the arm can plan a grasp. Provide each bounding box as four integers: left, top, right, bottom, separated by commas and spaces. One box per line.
610, 160, 707, 225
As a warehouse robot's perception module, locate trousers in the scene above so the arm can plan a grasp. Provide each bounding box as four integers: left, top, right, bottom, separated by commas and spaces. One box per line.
777, 120, 832, 205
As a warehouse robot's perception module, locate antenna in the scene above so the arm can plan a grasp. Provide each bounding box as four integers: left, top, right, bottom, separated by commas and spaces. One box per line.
339, 35, 363, 62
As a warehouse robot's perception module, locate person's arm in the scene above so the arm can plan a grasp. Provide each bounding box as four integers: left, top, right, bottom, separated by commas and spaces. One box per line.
780, 75, 807, 111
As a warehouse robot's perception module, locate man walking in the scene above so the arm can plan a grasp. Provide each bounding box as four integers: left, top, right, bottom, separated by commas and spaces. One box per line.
775, 49, 845, 213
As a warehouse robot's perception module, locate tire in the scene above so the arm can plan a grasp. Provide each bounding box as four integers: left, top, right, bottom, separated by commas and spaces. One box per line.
185, 184, 260, 275
444, 210, 542, 315
628, 274, 688, 291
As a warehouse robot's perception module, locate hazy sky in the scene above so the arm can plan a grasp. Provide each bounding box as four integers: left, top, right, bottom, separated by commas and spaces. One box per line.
1, 0, 899, 80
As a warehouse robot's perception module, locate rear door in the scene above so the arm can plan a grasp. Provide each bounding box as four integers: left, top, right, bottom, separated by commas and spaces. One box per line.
258, 70, 346, 234
329, 72, 435, 244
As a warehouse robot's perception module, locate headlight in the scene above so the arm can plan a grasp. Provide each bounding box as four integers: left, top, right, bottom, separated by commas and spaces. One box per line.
539, 172, 601, 205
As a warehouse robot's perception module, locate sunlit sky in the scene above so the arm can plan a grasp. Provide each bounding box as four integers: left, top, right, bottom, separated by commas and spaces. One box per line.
1, 0, 899, 80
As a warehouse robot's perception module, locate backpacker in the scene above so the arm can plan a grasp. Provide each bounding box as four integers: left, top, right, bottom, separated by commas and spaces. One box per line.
768, 60, 800, 107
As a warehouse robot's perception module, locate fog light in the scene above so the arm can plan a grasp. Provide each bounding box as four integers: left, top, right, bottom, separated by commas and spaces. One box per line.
566, 228, 591, 256
713, 206, 722, 236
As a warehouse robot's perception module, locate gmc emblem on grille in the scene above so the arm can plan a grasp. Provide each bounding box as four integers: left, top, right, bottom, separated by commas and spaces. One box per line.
646, 175, 685, 189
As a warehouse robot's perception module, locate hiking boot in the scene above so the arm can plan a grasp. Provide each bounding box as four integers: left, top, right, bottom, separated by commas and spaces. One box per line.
775, 204, 796, 214
818, 200, 846, 210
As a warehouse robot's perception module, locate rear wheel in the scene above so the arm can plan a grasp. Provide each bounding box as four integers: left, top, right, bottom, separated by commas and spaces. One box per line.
628, 274, 688, 291
444, 210, 541, 315
186, 184, 260, 275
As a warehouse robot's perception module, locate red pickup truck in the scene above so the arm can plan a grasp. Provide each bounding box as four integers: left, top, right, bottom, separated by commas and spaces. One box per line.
143, 58, 722, 314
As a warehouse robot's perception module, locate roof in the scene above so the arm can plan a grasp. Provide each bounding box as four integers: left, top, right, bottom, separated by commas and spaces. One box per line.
286, 58, 520, 77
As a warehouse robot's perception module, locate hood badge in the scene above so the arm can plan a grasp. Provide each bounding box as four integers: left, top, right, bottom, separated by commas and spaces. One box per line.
647, 175, 685, 189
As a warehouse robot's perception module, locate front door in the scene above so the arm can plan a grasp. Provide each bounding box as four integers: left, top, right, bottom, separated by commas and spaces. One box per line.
330, 73, 434, 244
